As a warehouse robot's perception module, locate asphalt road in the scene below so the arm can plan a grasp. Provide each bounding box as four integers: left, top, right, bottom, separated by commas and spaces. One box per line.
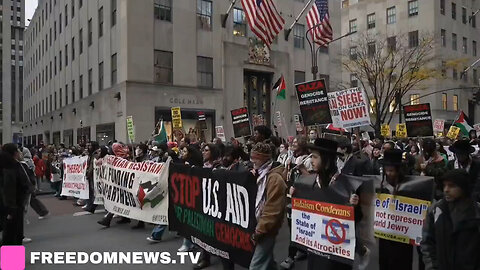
21, 195, 420, 270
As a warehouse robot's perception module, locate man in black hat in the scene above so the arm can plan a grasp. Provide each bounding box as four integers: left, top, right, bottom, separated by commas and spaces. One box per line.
337, 137, 372, 177
421, 169, 480, 270
447, 140, 480, 202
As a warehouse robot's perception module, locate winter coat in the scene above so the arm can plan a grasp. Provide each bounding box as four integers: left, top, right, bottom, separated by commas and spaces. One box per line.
1, 161, 35, 215
421, 199, 480, 270
447, 158, 480, 202
33, 155, 46, 177
255, 164, 287, 238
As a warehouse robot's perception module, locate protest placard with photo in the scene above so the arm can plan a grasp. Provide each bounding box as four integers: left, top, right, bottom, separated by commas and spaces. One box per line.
396, 124, 407, 138
168, 164, 257, 268
381, 124, 391, 138
403, 103, 433, 137
328, 87, 371, 129
295, 79, 332, 126
231, 107, 251, 138
61, 156, 89, 199
93, 156, 170, 224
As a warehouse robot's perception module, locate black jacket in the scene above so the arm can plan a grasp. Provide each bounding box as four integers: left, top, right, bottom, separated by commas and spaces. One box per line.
1, 162, 34, 215
341, 152, 372, 176
447, 158, 480, 202
421, 199, 480, 270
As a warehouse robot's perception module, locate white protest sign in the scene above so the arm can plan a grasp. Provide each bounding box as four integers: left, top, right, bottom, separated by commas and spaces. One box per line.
61, 156, 89, 199
94, 156, 171, 225
328, 87, 371, 129
433, 119, 445, 132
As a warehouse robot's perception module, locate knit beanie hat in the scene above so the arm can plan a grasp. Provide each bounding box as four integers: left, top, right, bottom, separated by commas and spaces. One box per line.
251, 142, 272, 161
441, 169, 471, 195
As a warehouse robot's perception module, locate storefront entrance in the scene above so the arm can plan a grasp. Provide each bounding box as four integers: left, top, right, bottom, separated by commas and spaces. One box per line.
155, 108, 215, 143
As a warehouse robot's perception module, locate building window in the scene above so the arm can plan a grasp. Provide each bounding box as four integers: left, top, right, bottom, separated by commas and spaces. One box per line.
367, 13, 375, 29
54, 56, 57, 74
65, 44, 68, 66
197, 56, 213, 88
453, 68, 458, 80
111, 53, 117, 85
293, 24, 304, 49
409, 31, 419, 48
72, 0, 75, 18
452, 33, 457, 50
410, 94, 419, 105
387, 7, 396, 24
350, 46, 357, 60
79, 75, 83, 98
59, 50, 62, 70
59, 14, 62, 33
111, 0, 117, 26
473, 40, 477, 56
473, 69, 478, 85
72, 80, 75, 102
197, 0, 212, 31
441, 61, 447, 77
368, 42, 376, 57
71, 37, 75, 60
294, 71, 305, 84
99, 7, 104, 37
233, 8, 247, 37
350, 73, 358, 87
441, 29, 446, 47
462, 7, 467, 24
472, 12, 477, 28
79, 28, 83, 54
54, 21, 57, 39
453, 95, 458, 111
463, 37, 468, 54
65, 84, 68, 105
452, 3, 456, 20
408, 0, 418, 17
88, 68, 92, 95
440, 0, 445, 15
88, 19, 92, 46
99, 62, 104, 91
349, 19, 357, 33
59, 88, 62, 107
442, 93, 447, 110
154, 50, 173, 84
387, 36, 396, 51
154, 0, 172, 22
463, 67, 468, 82
79, 0, 82, 8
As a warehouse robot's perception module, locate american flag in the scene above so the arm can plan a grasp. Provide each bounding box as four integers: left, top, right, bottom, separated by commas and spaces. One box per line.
306, 0, 333, 46
241, 0, 285, 48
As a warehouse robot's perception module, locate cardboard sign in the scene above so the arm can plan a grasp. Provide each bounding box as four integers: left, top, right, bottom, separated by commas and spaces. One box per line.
215, 126, 226, 142
171, 107, 183, 128
252, 114, 265, 127
403, 104, 433, 137
126, 116, 135, 143
433, 119, 445, 133
447, 126, 460, 140
381, 124, 391, 138
295, 79, 332, 126
231, 107, 251, 138
327, 87, 371, 129
396, 124, 407, 138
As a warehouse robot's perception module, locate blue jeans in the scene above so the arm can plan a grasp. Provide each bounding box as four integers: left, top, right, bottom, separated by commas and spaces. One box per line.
151, 225, 167, 240
249, 236, 277, 270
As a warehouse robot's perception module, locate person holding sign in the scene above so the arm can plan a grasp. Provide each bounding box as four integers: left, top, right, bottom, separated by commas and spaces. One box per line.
377, 150, 414, 270
415, 139, 447, 199
421, 169, 480, 270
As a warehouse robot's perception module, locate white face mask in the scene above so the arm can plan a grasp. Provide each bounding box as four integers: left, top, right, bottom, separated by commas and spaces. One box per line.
135, 149, 142, 156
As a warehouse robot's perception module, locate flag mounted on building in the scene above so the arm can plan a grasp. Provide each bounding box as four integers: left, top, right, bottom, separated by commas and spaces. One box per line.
306, 0, 332, 46
453, 111, 473, 136
241, 0, 285, 48
273, 75, 286, 100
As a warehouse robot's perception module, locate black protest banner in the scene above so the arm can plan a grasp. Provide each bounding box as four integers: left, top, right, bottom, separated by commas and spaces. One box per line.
168, 164, 257, 268
231, 107, 251, 138
403, 103, 433, 137
295, 79, 332, 126
291, 174, 374, 265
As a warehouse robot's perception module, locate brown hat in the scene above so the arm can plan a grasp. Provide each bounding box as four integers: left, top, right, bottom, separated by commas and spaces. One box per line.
251, 142, 272, 160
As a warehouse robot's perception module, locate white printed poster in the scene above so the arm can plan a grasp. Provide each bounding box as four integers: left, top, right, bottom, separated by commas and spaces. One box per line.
61, 156, 89, 199
328, 87, 371, 129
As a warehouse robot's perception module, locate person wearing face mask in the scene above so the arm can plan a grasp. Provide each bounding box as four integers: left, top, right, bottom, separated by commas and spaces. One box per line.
421, 169, 480, 270
248, 142, 287, 270
447, 140, 480, 202
416, 138, 446, 199
0, 144, 35, 245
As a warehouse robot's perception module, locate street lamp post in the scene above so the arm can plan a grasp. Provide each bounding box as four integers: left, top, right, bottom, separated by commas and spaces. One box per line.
305, 25, 356, 80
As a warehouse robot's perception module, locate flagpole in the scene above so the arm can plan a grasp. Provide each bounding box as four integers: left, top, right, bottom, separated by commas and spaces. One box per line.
284, 0, 314, 41
221, 0, 238, 28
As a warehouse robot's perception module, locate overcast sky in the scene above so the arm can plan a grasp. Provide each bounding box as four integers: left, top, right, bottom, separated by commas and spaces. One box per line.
25, 0, 38, 26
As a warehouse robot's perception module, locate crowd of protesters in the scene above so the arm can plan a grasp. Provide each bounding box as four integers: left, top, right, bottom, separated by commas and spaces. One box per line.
1, 124, 479, 270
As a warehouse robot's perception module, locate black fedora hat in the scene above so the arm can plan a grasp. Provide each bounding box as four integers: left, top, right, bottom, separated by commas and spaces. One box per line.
449, 140, 475, 154
379, 149, 403, 166
307, 138, 341, 155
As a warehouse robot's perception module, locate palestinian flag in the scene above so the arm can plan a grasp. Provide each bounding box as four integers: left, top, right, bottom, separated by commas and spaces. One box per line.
453, 111, 473, 136
273, 75, 286, 100
137, 181, 166, 209
153, 120, 168, 143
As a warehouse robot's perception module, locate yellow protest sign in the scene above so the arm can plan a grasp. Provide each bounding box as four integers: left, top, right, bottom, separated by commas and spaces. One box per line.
446, 126, 460, 140
396, 124, 407, 138
126, 116, 135, 143
381, 124, 391, 138
171, 107, 183, 128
